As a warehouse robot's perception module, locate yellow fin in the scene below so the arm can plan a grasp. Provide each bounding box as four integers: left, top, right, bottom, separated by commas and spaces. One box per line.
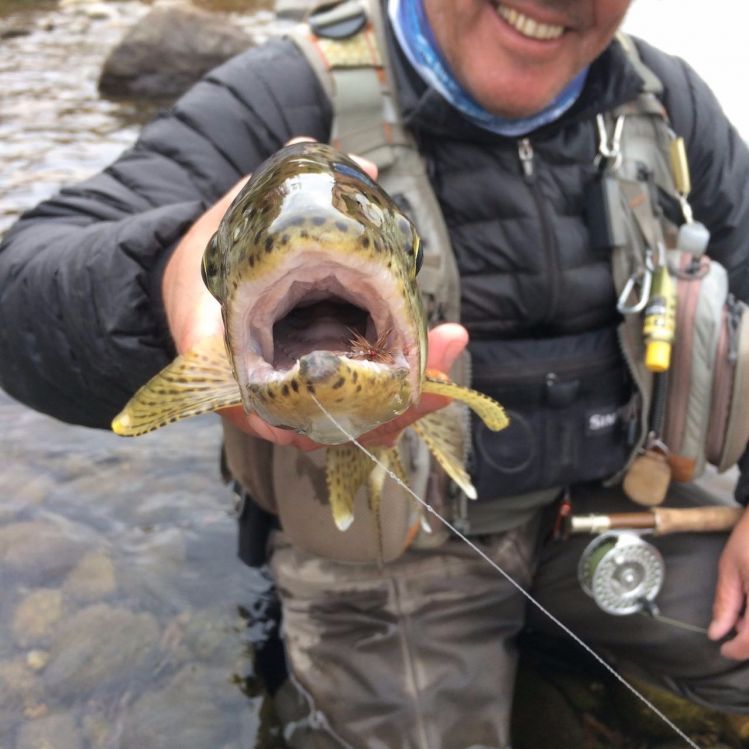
423, 371, 509, 432
365, 447, 401, 563
410, 404, 477, 500
112, 335, 241, 436
325, 445, 375, 531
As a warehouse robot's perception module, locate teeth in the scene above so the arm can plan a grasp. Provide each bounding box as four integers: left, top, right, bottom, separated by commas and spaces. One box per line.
496, 4, 565, 40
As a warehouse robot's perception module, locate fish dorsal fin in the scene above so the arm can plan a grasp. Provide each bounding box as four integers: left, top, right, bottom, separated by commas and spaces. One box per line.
422, 371, 509, 432
410, 404, 477, 500
325, 444, 376, 531
111, 335, 241, 436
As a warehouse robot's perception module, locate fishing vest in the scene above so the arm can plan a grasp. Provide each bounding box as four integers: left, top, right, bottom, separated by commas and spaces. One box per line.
223, 0, 749, 563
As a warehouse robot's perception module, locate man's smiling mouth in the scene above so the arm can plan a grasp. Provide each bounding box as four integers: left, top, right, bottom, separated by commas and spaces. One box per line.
494, 3, 566, 40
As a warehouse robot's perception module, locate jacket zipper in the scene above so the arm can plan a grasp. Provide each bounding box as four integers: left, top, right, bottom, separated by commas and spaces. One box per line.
518, 137, 560, 324
471, 349, 621, 387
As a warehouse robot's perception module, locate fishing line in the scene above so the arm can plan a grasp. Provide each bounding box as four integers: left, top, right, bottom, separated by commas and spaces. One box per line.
310, 393, 702, 749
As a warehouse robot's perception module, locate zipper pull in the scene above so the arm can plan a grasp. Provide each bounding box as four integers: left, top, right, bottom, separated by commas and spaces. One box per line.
518, 137, 535, 179
727, 293, 742, 364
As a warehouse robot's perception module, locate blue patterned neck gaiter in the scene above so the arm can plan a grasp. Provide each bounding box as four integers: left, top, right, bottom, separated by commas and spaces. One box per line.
388, 0, 588, 137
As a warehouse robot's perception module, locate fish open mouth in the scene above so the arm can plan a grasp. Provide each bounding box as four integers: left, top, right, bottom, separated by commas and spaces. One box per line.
272, 294, 381, 370
230, 256, 417, 389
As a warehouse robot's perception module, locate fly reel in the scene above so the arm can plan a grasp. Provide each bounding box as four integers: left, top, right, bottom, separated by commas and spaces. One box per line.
577, 531, 665, 616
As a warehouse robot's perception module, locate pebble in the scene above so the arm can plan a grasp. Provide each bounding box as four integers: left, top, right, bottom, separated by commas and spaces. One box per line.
0, 521, 91, 586
44, 604, 160, 698
62, 549, 116, 602
11, 589, 63, 649
16, 712, 83, 749
119, 664, 242, 749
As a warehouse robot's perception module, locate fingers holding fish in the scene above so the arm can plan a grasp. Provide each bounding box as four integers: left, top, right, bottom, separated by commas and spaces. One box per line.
220, 404, 323, 451
356, 323, 469, 447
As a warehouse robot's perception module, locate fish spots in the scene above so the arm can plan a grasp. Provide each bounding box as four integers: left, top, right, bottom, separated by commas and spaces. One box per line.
335, 220, 349, 233
312, 215, 326, 226
360, 236, 370, 249
265, 237, 274, 253
332, 377, 346, 390
291, 379, 300, 393
282, 384, 290, 397
281, 233, 290, 245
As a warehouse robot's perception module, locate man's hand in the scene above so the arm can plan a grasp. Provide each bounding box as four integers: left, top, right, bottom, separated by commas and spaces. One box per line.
357, 323, 469, 447
708, 507, 749, 659
162, 172, 321, 449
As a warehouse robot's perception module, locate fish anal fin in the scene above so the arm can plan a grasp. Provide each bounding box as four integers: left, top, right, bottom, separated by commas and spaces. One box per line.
411, 406, 477, 500
112, 335, 241, 436
423, 371, 509, 432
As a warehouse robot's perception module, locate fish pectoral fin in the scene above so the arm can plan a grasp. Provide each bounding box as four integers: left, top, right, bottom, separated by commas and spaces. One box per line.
111, 335, 241, 436
325, 445, 375, 531
423, 370, 509, 432
411, 405, 477, 500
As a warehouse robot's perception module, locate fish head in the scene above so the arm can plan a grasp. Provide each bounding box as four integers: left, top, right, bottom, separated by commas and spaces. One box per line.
202, 142, 427, 444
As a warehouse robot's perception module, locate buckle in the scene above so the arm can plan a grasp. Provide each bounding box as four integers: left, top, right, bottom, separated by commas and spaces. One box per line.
309, 0, 367, 39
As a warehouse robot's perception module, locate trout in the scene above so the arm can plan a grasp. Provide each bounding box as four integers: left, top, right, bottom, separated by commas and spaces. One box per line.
112, 142, 508, 531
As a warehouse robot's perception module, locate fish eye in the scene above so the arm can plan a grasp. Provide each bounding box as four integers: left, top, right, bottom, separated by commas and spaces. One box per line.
413, 236, 424, 275
201, 234, 221, 300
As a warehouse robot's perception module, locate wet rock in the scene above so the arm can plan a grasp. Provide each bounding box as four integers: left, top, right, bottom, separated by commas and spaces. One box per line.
44, 604, 160, 698
98, 6, 254, 100
0, 27, 32, 40
62, 550, 116, 603
11, 589, 64, 649
612, 677, 726, 743
0, 520, 91, 586
0, 658, 44, 713
117, 527, 188, 610
16, 712, 83, 749
120, 665, 239, 749
725, 713, 749, 743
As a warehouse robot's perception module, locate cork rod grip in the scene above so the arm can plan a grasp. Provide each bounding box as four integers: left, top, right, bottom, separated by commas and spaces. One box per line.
653, 506, 744, 535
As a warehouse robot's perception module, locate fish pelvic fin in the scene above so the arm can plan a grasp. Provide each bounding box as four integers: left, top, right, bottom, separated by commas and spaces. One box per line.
411, 405, 477, 500
423, 371, 509, 432
366, 446, 403, 564
111, 335, 241, 436
325, 444, 375, 531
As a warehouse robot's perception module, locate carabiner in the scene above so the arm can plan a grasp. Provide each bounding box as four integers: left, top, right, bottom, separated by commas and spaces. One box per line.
595, 114, 626, 172
617, 265, 653, 315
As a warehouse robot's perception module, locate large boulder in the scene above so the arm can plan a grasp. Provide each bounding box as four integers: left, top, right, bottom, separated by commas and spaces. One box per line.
98, 5, 254, 100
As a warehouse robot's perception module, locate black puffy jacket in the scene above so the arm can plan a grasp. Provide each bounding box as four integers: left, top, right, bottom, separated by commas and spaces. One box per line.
1, 26, 748, 498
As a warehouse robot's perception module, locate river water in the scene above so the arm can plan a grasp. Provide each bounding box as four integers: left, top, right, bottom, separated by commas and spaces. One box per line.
0, 2, 743, 748
1, 3, 292, 747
